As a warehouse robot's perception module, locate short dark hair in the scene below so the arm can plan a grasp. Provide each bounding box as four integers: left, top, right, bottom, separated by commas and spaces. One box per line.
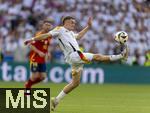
62, 16, 75, 25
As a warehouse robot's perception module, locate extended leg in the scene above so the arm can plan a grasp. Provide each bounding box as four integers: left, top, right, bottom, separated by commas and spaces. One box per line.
92, 46, 128, 62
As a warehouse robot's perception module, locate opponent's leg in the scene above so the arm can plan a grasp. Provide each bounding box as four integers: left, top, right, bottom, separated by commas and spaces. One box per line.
25, 62, 47, 88
25, 72, 39, 89
33, 72, 46, 85
25, 72, 46, 88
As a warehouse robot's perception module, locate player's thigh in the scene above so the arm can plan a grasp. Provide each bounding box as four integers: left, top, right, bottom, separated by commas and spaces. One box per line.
69, 52, 94, 64
68, 52, 81, 64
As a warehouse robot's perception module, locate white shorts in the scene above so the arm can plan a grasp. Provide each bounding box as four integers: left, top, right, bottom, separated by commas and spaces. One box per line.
65, 51, 94, 71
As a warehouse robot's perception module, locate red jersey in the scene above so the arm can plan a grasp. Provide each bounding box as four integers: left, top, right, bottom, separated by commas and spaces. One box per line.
29, 31, 51, 63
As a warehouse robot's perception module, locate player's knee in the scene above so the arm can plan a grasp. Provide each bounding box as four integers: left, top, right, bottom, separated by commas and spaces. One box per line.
72, 70, 78, 76
40, 76, 45, 80
72, 80, 80, 88
39, 73, 46, 80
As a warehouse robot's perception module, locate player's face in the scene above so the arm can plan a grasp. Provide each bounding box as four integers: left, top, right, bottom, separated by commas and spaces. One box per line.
42, 22, 52, 32
67, 19, 76, 30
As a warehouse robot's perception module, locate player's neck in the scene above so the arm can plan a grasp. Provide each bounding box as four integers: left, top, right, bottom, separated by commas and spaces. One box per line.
41, 29, 48, 33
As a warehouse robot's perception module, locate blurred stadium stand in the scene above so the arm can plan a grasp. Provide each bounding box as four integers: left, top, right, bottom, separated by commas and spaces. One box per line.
0, 0, 150, 66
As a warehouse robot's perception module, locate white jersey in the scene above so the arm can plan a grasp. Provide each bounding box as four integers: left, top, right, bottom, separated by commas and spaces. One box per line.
48, 26, 94, 67
48, 26, 80, 58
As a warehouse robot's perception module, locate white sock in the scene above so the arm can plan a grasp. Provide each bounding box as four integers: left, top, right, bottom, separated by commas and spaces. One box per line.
109, 54, 123, 61
55, 90, 66, 103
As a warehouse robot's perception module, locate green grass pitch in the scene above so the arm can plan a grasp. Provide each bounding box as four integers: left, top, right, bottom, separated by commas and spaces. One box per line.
0, 81, 150, 113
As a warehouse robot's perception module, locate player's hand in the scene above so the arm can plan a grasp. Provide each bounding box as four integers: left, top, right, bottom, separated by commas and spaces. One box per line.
45, 52, 51, 62
87, 17, 92, 28
38, 51, 45, 57
121, 44, 129, 61
24, 39, 33, 45
46, 52, 51, 60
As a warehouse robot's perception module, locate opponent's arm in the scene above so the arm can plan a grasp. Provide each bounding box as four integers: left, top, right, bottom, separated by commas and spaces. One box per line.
29, 44, 45, 57
76, 17, 92, 40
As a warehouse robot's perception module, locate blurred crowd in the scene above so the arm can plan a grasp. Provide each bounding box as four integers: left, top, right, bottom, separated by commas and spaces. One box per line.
0, 0, 150, 66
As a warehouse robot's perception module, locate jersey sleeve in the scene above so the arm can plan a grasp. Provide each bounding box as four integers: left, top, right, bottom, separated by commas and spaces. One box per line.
48, 26, 61, 37
72, 31, 78, 39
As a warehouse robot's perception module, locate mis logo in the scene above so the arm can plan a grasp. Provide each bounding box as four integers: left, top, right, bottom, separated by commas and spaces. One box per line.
0, 88, 50, 113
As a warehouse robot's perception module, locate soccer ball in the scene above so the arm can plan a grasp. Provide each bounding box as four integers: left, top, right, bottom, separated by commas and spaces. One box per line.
114, 31, 128, 44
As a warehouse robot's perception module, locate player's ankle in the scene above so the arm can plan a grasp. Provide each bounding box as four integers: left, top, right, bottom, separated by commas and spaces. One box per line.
109, 54, 122, 61
56, 90, 66, 102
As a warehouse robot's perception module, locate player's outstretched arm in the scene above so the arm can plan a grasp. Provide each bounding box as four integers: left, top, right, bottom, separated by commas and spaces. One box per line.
76, 17, 92, 40
24, 33, 51, 45
34, 33, 51, 41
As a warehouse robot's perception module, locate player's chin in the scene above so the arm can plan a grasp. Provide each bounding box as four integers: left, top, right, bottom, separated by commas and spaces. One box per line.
46, 27, 51, 31
71, 27, 75, 30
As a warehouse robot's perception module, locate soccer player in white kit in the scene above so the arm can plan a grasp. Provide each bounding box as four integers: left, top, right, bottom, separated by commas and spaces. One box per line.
24, 16, 128, 111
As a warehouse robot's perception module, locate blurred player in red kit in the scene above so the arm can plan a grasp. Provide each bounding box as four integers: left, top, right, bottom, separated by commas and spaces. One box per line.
25, 20, 52, 89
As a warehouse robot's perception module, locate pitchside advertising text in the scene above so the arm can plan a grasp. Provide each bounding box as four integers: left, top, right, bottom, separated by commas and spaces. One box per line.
1, 62, 150, 84
0, 88, 50, 113
0, 62, 104, 84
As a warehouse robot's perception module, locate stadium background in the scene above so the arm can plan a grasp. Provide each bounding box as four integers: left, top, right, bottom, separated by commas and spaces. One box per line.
0, 0, 150, 113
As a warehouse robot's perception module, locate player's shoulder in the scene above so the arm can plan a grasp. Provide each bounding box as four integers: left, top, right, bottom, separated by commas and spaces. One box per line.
53, 26, 63, 31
